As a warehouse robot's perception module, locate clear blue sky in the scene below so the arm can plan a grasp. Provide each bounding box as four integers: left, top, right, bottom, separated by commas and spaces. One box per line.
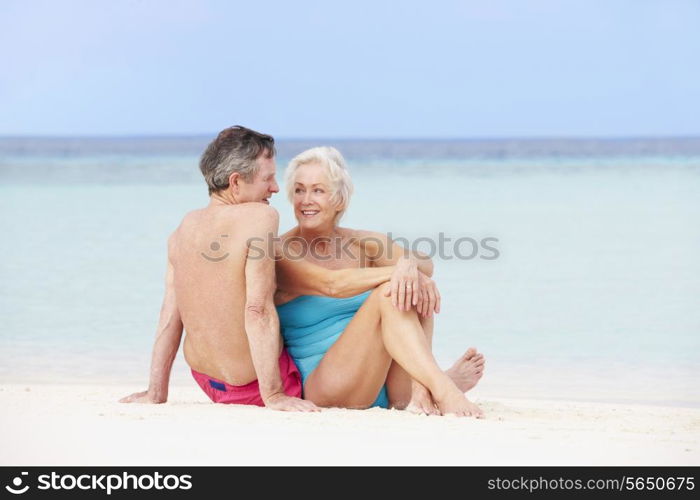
1, 0, 698, 138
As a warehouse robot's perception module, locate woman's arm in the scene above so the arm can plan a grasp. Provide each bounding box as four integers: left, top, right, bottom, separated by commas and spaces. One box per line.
275, 256, 396, 298
356, 230, 440, 315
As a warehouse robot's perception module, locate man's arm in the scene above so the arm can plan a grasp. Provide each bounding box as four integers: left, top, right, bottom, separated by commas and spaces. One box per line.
245, 206, 318, 411
120, 245, 183, 403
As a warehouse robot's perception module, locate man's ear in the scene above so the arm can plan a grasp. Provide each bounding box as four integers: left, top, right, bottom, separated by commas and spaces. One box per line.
228, 172, 241, 194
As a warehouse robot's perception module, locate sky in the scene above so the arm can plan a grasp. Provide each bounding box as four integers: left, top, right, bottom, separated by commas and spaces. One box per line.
1, 0, 698, 138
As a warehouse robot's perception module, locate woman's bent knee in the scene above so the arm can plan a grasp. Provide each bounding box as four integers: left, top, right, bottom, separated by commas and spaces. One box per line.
369, 282, 392, 303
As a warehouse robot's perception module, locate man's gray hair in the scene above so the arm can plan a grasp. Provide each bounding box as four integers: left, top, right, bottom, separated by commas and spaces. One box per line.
285, 146, 354, 224
199, 126, 276, 195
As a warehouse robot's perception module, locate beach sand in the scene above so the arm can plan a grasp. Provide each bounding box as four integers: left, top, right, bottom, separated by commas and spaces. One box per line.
1, 384, 698, 466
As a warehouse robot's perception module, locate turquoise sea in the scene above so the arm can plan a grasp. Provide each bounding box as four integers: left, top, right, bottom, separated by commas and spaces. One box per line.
1, 137, 699, 406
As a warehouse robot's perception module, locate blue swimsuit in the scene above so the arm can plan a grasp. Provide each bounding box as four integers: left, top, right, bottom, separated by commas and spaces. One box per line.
276, 291, 389, 408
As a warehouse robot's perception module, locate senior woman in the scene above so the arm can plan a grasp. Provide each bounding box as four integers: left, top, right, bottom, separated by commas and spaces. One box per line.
274, 147, 485, 417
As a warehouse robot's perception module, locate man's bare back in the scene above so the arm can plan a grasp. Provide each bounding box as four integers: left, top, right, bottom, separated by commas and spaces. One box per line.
173, 203, 276, 385
121, 126, 317, 411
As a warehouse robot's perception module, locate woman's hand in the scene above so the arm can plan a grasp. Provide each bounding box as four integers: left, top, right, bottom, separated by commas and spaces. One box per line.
415, 271, 441, 318
384, 264, 441, 316
386, 257, 420, 311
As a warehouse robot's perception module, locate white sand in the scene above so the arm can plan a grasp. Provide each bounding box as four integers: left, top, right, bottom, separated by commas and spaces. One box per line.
1, 384, 698, 466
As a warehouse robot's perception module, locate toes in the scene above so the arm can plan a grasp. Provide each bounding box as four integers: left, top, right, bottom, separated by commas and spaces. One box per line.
463, 347, 477, 360
471, 405, 484, 418
406, 403, 424, 415
467, 355, 484, 367
407, 400, 440, 416
428, 402, 440, 415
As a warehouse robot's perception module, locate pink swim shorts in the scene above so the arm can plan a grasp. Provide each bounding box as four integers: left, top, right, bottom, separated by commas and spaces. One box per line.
191, 348, 302, 406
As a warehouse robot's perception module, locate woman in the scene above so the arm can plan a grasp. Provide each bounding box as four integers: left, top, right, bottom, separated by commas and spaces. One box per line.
274, 147, 485, 417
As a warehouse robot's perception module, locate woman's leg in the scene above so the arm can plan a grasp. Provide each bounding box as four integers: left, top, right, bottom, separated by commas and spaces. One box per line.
302, 285, 389, 408
386, 316, 487, 413
385, 316, 437, 413
303, 283, 482, 417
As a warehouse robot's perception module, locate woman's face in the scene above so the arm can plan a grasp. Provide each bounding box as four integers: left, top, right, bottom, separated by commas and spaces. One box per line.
292, 162, 340, 231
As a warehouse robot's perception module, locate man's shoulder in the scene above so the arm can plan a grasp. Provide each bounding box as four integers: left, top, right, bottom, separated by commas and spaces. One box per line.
178, 208, 206, 227
222, 203, 279, 232
166, 217, 190, 261
234, 202, 279, 218
181, 202, 277, 225
172, 203, 279, 246
170, 209, 201, 239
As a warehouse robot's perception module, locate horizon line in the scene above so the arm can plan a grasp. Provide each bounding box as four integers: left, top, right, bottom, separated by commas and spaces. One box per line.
1, 134, 700, 142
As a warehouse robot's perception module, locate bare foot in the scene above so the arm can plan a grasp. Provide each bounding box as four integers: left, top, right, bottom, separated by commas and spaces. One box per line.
433, 377, 484, 418
446, 347, 485, 393
405, 383, 440, 416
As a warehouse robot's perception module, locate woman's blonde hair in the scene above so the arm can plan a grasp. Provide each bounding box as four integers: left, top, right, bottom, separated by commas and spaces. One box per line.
285, 146, 354, 223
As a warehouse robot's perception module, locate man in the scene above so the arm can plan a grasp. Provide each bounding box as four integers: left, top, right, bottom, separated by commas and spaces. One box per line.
120, 126, 318, 411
